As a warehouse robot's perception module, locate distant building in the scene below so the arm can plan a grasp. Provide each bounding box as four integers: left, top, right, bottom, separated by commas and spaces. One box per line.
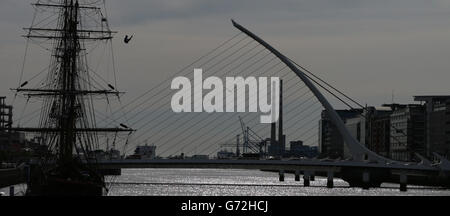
190, 155, 209, 160
106, 149, 121, 160
0, 97, 27, 154
319, 97, 450, 161
344, 106, 394, 158
240, 153, 260, 160
390, 104, 426, 161
87, 149, 121, 161
268, 139, 285, 157
0, 97, 14, 152
88, 150, 107, 161
0, 97, 12, 130
289, 140, 318, 158
319, 109, 362, 159
345, 117, 363, 158
126, 144, 156, 160
369, 113, 391, 157
415, 96, 450, 159
366, 107, 393, 157
0, 131, 26, 152
290, 140, 304, 151
217, 150, 234, 159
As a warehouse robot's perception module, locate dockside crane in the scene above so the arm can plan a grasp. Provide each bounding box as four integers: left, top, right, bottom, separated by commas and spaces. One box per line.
238, 116, 268, 156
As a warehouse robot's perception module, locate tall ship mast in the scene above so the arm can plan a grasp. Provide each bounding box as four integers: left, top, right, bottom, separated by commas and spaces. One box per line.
12, 0, 133, 195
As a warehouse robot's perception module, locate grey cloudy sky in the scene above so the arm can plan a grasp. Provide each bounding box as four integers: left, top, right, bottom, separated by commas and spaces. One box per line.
2, 0, 450, 155
2, 0, 450, 105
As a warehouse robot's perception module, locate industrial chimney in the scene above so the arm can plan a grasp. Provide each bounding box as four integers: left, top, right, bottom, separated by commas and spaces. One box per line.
278, 80, 284, 156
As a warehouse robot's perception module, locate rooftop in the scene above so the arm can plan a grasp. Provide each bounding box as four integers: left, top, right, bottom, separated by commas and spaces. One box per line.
414, 95, 450, 101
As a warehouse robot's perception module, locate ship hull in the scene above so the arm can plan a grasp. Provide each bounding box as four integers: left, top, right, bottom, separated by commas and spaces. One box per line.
27, 177, 105, 196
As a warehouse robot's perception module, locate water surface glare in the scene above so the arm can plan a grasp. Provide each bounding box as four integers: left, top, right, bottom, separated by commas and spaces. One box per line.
106, 168, 450, 196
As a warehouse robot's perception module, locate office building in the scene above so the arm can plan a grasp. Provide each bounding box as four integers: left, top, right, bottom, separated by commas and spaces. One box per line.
390, 105, 425, 161
319, 109, 362, 159
414, 96, 450, 159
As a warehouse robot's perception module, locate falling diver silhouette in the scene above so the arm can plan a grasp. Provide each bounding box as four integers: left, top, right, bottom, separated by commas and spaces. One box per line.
124, 35, 133, 44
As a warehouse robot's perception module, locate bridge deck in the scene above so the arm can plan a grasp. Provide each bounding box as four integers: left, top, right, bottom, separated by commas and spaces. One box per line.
97, 159, 439, 175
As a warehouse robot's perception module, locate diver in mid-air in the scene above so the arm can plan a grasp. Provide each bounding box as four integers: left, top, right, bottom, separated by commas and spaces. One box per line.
124, 35, 133, 44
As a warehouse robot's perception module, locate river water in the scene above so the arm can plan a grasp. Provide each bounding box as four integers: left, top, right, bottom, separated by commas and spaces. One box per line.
2, 168, 449, 196
104, 168, 450, 196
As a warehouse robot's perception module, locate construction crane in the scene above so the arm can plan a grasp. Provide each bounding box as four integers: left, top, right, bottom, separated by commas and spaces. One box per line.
238, 116, 268, 156
219, 117, 269, 158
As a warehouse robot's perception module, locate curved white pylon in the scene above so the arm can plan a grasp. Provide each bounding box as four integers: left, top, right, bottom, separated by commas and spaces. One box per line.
231, 19, 392, 163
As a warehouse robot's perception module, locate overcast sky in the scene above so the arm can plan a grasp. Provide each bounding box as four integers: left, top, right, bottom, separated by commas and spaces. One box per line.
2, 0, 450, 154
2, 0, 450, 105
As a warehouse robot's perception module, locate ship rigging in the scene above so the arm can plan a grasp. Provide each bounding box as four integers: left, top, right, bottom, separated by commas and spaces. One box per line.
11, 0, 133, 195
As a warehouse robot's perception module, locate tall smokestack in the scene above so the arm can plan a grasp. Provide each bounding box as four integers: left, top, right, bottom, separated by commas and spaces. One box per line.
236, 134, 240, 157
278, 80, 284, 155
271, 122, 276, 147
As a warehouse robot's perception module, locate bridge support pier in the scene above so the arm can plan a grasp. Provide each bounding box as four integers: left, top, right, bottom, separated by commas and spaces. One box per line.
303, 171, 310, 187
295, 170, 300, 182
362, 171, 370, 190
310, 172, 316, 181
327, 171, 334, 188
9, 186, 14, 196
279, 170, 285, 182
400, 174, 408, 192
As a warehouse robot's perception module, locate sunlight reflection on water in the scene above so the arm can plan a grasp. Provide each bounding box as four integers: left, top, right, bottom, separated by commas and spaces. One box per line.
106, 169, 450, 196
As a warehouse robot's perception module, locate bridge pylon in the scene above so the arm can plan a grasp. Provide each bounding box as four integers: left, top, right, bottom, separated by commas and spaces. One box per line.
232, 19, 394, 164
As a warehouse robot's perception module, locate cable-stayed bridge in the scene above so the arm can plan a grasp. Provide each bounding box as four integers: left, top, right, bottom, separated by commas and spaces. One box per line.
94, 20, 450, 192
7, 20, 450, 192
